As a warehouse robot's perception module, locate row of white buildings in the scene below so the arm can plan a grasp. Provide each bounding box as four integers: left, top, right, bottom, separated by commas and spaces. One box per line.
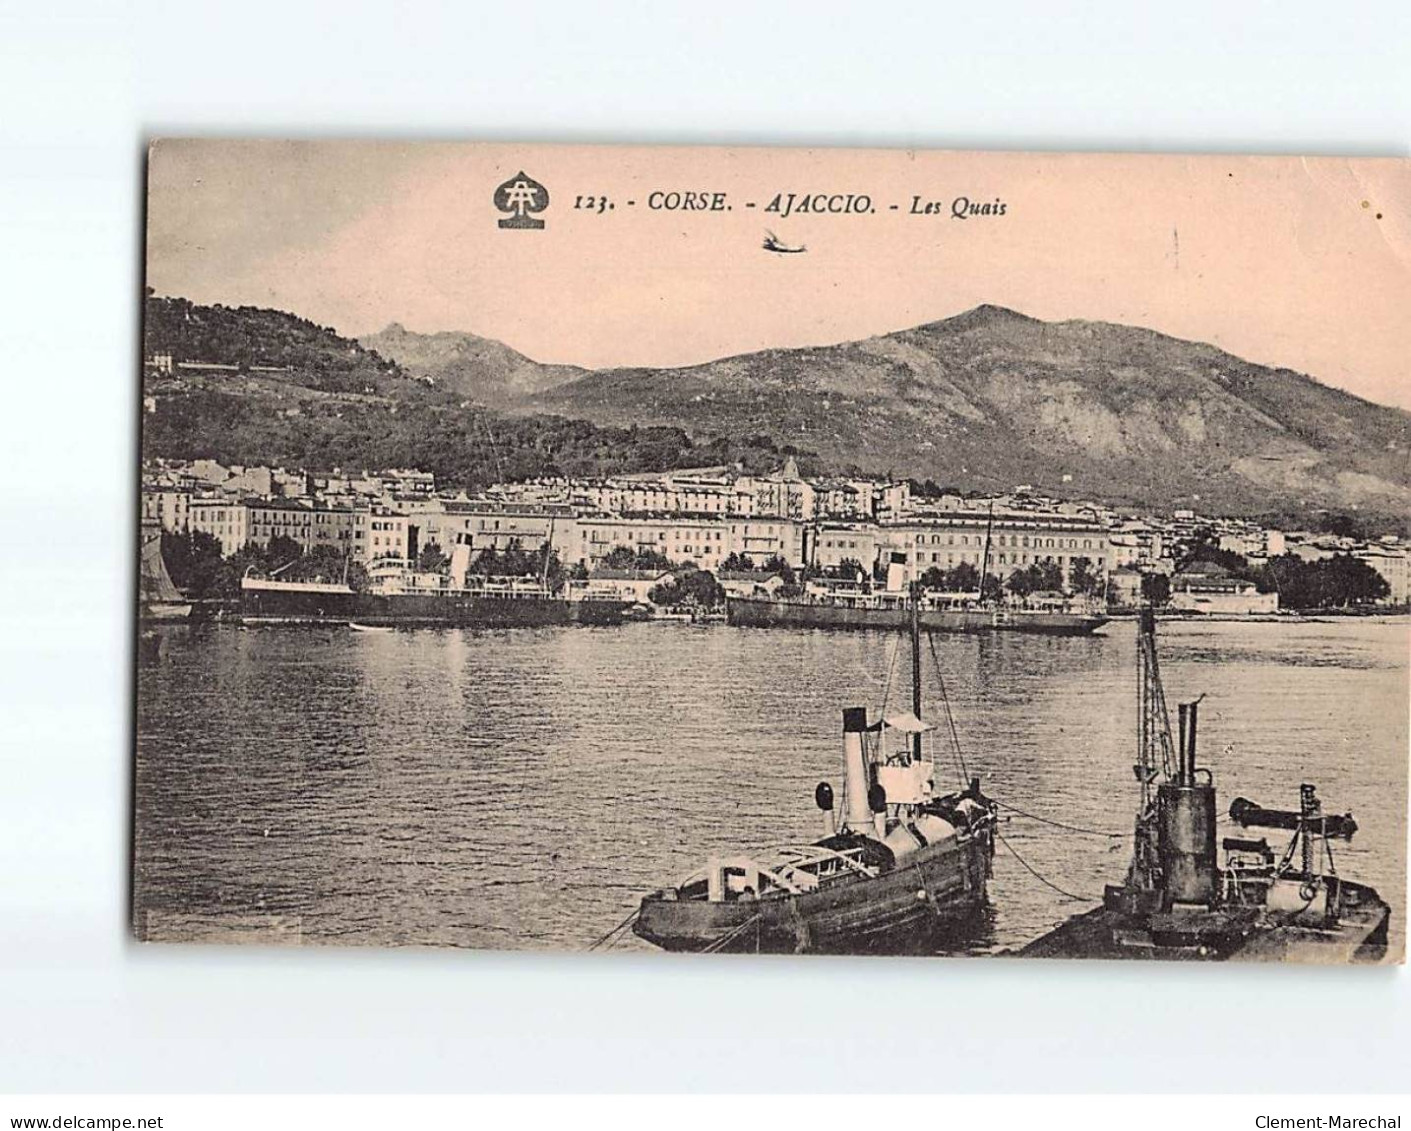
139, 458, 1409, 603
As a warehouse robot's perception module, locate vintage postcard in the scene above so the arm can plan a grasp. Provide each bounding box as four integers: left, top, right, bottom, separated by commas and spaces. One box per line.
135, 141, 1408, 962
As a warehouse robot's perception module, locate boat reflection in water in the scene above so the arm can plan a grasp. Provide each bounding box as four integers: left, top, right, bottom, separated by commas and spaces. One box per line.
633, 589, 999, 955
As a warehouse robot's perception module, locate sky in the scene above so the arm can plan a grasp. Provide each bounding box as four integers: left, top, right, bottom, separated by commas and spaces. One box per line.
146, 140, 1411, 409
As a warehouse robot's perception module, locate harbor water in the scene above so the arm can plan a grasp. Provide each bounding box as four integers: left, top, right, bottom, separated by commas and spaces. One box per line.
133, 618, 1408, 958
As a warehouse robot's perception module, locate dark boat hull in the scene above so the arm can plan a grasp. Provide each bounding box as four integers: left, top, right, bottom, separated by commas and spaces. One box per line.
240, 585, 630, 627
726, 597, 1108, 636
633, 836, 990, 955
1018, 878, 1391, 963
139, 601, 193, 623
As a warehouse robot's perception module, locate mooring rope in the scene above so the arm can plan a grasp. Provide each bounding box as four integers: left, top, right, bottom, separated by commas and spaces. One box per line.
996, 830, 1094, 902
587, 907, 640, 951
701, 913, 762, 954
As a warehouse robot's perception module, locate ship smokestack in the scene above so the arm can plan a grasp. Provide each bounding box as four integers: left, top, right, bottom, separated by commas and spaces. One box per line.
450, 535, 471, 588
1177, 704, 1189, 784
1186, 702, 1198, 779
1158, 699, 1217, 907
885, 552, 908, 594
842, 707, 872, 833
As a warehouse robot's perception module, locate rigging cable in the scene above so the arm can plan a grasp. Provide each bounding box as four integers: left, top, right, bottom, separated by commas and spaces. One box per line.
925, 631, 971, 787
993, 798, 1126, 839
995, 830, 1094, 902
877, 628, 904, 719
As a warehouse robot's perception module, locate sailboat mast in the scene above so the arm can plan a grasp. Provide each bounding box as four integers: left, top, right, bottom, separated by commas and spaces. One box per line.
540, 515, 556, 588
977, 501, 994, 599
910, 582, 923, 761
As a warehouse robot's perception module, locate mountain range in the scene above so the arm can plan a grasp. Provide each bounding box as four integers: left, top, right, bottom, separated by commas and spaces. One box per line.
363, 305, 1410, 522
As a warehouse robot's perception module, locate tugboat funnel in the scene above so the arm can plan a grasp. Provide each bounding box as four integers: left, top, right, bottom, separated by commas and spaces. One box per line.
1158, 699, 1217, 907
842, 707, 872, 832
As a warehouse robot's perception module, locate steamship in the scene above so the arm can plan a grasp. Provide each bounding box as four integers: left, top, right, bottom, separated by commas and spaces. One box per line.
727, 542, 1107, 636
239, 542, 629, 628
726, 591, 1108, 635
1020, 608, 1391, 962
632, 588, 999, 955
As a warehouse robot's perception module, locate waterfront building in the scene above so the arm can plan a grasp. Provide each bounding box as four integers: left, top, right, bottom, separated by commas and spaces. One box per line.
1108, 521, 1165, 569
812, 524, 879, 572
433, 500, 579, 563
244, 498, 364, 557
728, 517, 807, 567
877, 509, 1110, 586
569, 467, 745, 519
1355, 542, 1409, 605
365, 506, 410, 565
584, 568, 671, 602
1107, 566, 1144, 606
717, 571, 787, 599
814, 480, 882, 520
1169, 563, 1278, 615
577, 515, 732, 569
141, 487, 191, 534
187, 496, 249, 556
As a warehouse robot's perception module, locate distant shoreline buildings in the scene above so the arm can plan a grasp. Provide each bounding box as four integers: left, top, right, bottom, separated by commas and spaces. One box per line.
140, 456, 1410, 606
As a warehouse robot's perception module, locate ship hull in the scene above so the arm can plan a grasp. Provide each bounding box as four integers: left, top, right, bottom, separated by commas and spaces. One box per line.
726, 597, 1107, 636
239, 585, 628, 627
339, 592, 572, 628
1018, 878, 1391, 963
633, 836, 990, 955
139, 601, 193, 623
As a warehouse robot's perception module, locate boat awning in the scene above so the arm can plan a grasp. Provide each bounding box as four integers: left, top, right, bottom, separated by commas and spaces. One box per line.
880, 711, 933, 734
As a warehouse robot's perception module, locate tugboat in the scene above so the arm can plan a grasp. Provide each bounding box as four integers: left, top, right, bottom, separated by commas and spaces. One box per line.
1020, 608, 1391, 962
632, 588, 999, 955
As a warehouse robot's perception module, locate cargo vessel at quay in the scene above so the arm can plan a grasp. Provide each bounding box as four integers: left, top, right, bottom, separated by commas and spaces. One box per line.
239, 565, 629, 628
1019, 609, 1391, 963
726, 593, 1108, 636
630, 587, 999, 955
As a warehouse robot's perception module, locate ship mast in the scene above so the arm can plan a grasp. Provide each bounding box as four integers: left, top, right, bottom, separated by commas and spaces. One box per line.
1136, 607, 1176, 806
1128, 607, 1179, 894
910, 581, 923, 762
539, 514, 556, 589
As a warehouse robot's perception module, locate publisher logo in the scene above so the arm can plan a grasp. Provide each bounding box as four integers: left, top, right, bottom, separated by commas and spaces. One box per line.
494, 171, 549, 230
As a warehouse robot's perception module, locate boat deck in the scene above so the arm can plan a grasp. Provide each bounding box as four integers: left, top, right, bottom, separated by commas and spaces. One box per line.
1018, 883, 1390, 963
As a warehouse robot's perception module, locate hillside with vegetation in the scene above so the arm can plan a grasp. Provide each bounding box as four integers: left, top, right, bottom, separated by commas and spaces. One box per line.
144, 291, 410, 397
147, 293, 1411, 531
141, 294, 817, 488
521, 305, 1411, 523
